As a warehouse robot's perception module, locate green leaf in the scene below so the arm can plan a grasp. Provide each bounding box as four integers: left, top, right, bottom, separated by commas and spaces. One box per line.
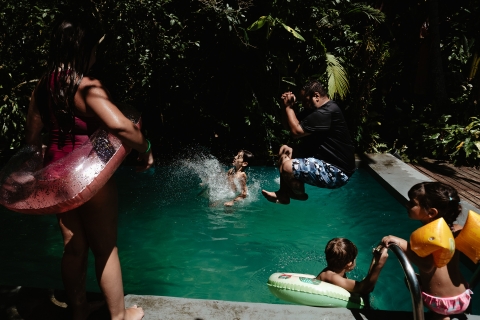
280, 23, 305, 41
281, 78, 296, 86
247, 16, 267, 31
326, 53, 349, 99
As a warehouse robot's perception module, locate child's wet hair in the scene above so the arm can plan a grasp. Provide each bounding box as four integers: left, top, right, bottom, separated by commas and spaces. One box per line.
408, 182, 461, 226
325, 238, 358, 271
240, 150, 254, 164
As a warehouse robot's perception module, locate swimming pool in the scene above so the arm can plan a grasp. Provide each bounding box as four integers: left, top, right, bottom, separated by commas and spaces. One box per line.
0, 156, 478, 313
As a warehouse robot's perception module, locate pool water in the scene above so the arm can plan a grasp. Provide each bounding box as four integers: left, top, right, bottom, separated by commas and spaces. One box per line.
0, 155, 478, 313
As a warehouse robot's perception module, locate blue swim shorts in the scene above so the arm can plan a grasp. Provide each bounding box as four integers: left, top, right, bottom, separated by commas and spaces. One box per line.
292, 158, 350, 189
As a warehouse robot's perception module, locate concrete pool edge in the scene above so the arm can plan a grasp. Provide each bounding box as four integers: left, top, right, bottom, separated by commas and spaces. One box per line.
358, 153, 480, 226
123, 294, 480, 320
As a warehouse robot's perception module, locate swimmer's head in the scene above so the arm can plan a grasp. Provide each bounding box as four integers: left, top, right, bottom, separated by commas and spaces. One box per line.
325, 238, 358, 272
232, 150, 253, 170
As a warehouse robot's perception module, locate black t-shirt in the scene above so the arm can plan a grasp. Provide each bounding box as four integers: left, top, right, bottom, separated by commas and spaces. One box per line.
297, 101, 355, 176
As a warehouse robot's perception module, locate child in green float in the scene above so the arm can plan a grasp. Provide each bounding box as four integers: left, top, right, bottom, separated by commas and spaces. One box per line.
317, 238, 388, 295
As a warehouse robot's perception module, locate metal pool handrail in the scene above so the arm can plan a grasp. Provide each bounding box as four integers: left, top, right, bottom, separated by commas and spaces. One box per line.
388, 244, 424, 320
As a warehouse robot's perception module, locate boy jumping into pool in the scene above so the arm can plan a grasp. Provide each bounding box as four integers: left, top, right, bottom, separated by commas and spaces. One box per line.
316, 238, 388, 295
224, 150, 254, 207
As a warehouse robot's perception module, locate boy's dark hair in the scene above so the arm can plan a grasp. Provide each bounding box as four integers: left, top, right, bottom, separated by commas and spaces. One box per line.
325, 238, 358, 271
302, 80, 327, 98
408, 182, 462, 227
240, 150, 254, 164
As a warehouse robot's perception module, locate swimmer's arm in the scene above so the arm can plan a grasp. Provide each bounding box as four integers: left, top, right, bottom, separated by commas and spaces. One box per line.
25, 89, 44, 149
318, 271, 359, 293
355, 247, 389, 294
81, 78, 154, 170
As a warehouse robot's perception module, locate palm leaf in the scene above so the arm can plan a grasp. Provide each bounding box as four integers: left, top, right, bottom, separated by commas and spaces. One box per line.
326, 53, 349, 100
347, 4, 385, 23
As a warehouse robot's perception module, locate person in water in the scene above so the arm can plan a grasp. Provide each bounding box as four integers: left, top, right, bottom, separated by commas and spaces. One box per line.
25, 16, 151, 320
224, 150, 254, 206
316, 238, 388, 296
262, 81, 355, 204
382, 182, 472, 320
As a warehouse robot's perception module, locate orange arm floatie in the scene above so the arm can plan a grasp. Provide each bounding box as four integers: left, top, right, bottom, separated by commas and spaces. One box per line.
455, 210, 480, 264
410, 218, 455, 268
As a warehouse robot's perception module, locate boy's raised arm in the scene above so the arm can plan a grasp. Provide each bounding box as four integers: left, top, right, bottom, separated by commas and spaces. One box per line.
352, 247, 388, 295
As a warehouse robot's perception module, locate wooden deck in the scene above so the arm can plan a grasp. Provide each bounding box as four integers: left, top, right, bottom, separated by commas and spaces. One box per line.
408, 158, 480, 209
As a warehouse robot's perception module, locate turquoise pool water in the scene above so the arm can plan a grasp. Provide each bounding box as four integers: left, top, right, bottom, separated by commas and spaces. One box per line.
0, 157, 478, 313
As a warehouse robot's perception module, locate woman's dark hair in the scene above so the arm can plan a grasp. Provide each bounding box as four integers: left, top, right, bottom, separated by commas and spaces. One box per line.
35, 16, 103, 147
302, 80, 327, 98
408, 182, 462, 226
325, 238, 358, 271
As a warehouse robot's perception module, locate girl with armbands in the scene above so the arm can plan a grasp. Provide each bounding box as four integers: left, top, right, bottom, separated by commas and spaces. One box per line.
382, 182, 472, 320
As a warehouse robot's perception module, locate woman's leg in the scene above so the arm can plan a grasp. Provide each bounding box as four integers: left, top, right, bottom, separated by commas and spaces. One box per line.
78, 178, 143, 320
57, 208, 90, 320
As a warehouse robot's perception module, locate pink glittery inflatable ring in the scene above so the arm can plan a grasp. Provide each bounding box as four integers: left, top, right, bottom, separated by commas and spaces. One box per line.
0, 105, 141, 214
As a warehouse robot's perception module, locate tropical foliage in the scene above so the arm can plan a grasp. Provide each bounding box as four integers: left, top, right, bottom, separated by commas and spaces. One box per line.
0, 0, 479, 166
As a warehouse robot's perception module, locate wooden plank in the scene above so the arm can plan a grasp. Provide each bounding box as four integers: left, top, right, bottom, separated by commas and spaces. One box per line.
410, 164, 480, 207
411, 162, 480, 197
455, 166, 480, 182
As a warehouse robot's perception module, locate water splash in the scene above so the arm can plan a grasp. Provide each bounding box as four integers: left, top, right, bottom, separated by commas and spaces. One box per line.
178, 151, 262, 205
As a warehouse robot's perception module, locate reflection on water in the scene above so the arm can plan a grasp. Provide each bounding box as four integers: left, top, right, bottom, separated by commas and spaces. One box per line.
0, 150, 478, 313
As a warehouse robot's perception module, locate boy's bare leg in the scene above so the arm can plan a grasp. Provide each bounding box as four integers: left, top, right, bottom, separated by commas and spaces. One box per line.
262, 155, 308, 204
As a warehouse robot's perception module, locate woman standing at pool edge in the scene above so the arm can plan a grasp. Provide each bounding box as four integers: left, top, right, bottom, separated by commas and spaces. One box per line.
25, 17, 152, 320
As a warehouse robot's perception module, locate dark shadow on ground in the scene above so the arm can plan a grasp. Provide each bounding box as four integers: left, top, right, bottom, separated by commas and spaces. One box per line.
0, 285, 108, 320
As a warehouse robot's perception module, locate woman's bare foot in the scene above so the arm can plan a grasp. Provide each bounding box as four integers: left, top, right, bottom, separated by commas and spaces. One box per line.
125, 305, 144, 320
262, 190, 290, 204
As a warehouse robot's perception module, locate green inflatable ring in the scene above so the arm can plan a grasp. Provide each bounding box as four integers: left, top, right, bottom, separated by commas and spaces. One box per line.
267, 272, 364, 308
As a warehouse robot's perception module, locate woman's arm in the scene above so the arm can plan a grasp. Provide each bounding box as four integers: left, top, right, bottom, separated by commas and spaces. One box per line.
78, 78, 154, 171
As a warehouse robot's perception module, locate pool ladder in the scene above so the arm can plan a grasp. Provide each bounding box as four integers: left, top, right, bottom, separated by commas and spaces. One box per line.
388, 244, 425, 320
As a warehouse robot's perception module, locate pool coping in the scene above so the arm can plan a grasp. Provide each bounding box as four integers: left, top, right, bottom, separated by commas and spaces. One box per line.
358, 153, 480, 226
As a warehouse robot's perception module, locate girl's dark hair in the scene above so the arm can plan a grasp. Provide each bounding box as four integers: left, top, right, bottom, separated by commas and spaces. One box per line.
35, 16, 103, 147
408, 182, 462, 226
325, 238, 358, 271
302, 80, 327, 98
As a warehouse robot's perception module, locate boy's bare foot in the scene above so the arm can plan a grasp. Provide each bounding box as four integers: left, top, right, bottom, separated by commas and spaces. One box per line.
262, 190, 290, 204
125, 305, 144, 320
